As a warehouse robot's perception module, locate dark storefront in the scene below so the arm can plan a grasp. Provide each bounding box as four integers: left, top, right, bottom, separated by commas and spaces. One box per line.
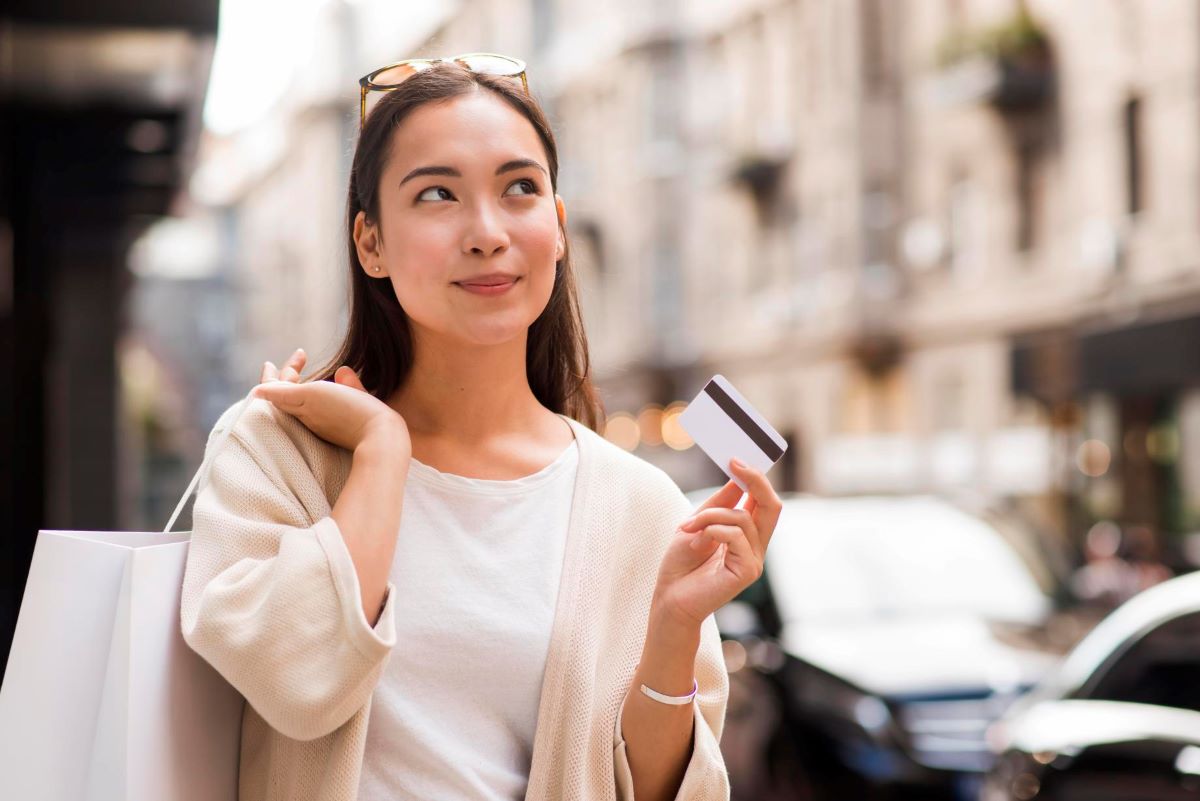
1, 1, 218, 675
1012, 311, 1200, 566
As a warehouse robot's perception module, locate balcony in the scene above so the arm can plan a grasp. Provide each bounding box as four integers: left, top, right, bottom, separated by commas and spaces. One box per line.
729, 152, 790, 227
928, 10, 1055, 113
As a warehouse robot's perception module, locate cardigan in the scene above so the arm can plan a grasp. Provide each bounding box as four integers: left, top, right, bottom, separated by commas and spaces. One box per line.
179, 395, 730, 800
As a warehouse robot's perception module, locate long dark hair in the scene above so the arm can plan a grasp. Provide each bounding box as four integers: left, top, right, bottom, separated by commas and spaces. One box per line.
308, 63, 605, 432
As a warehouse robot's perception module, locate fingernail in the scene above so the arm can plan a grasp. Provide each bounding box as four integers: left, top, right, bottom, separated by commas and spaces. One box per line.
681, 517, 697, 530
732, 458, 747, 469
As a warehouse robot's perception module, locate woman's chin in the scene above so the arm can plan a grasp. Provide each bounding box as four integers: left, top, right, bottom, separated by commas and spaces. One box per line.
454, 317, 538, 347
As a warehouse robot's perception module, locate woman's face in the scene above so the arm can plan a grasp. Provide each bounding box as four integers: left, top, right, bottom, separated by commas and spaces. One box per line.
353, 90, 566, 348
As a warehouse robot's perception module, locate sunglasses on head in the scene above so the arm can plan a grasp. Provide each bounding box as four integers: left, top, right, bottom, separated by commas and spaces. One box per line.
358, 53, 529, 128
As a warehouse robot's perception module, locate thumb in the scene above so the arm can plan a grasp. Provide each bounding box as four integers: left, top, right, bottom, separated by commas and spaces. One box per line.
334, 365, 367, 392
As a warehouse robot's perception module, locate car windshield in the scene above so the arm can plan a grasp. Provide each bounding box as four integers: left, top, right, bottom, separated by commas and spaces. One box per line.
766, 497, 1049, 624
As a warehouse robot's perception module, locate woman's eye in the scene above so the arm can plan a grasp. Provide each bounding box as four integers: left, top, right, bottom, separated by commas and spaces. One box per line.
416, 186, 454, 202
505, 178, 539, 196
417, 180, 538, 202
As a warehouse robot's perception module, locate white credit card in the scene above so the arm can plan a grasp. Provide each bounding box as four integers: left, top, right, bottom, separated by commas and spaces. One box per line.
678, 374, 787, 492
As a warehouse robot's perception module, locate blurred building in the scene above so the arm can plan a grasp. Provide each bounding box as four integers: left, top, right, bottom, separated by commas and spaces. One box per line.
187, 0, 367, 394
169, 0, 1200, 565
1, 0, 218, 674
673, 0, 1194, 566
417, 0, 1200, 563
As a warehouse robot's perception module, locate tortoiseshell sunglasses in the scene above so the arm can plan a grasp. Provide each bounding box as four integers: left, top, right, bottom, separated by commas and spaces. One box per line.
358, 53, 528, 128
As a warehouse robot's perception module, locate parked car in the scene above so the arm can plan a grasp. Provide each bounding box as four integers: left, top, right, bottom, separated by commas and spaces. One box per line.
685, 490, 1078, 801
982, 569, 1200, 801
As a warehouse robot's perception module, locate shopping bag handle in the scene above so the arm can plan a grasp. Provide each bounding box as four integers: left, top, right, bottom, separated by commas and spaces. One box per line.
162, 386, 258, 534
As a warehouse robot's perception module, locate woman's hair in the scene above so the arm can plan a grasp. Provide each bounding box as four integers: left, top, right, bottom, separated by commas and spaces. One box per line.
308, 63, 606, 432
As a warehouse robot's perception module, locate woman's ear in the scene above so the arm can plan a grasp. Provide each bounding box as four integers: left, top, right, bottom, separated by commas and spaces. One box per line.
555, 196, 567, 261
353, 210, 386, 277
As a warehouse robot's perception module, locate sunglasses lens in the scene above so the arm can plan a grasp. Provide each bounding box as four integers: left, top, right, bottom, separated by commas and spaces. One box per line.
372, 63, 422, 87
456, 54, 524, 77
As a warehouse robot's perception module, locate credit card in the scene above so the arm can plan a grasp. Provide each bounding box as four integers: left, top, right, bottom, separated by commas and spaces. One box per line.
678, 374, 787, 492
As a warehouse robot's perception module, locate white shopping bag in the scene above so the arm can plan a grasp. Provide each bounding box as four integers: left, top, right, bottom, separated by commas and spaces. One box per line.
0, 391, 257, 801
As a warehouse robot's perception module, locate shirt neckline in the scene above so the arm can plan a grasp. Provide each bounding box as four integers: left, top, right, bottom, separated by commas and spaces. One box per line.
406, 415, 579, 496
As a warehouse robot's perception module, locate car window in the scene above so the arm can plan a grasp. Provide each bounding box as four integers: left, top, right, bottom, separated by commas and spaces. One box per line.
765, 498, 1049, 623
1080, 612, 1200, 712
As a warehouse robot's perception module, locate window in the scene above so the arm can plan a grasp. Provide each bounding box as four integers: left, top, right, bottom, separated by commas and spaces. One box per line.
861, 0, 889, 93
1016, 144, 1045, 253
1124, 96, 1144, 215
1085, 613, 1200, 712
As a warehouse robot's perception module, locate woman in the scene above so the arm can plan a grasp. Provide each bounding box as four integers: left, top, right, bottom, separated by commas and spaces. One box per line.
180, 56, 782, 801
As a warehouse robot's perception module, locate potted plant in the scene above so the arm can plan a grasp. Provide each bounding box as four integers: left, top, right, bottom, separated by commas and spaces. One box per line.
934, 7, 1054, 111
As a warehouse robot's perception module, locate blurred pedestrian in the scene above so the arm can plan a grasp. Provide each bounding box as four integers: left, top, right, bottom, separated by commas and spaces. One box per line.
1124, 523, 1174, 595
1070, 520, 1137, 606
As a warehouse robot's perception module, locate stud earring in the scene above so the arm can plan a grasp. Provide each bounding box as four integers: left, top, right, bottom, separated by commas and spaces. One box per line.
373, 266, 381, 272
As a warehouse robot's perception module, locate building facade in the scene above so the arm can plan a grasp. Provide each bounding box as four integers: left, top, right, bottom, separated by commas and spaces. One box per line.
192, 0, 1200, 559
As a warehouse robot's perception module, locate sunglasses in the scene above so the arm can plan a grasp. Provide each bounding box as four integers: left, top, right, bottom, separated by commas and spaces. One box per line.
358, 53, 529, 128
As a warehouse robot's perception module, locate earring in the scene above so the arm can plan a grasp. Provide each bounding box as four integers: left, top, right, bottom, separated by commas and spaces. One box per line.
373, 266, 381, 272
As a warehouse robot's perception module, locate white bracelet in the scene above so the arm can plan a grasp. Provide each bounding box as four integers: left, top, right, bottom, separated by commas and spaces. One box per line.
639, 678, 698, 706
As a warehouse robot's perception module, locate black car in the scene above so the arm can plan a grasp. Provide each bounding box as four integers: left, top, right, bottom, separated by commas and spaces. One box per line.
690, 491, 1077, 801
982, 569, 1200, 801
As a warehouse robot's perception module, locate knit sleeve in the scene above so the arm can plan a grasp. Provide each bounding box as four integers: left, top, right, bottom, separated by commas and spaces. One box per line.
179, 405, 398, 742
613, 610, 731, 800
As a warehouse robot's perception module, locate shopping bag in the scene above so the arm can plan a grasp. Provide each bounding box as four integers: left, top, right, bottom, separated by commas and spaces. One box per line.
0, 390, 257, 801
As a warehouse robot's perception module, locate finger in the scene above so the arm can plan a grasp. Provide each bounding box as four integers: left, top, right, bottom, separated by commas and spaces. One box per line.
279, 348, 306, 383
251, 380, 307, 409
728, 460, 783, 544
689, 524, 761, 577
682, 507, 762, 558
260, 360, 278, 383
690, 479, 745, 516
284, 348, 306, 372
334, 365, 367, 392
681, 506, 750, 532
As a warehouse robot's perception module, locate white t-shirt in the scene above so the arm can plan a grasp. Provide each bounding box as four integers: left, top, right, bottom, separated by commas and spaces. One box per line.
357, 436, 579, 801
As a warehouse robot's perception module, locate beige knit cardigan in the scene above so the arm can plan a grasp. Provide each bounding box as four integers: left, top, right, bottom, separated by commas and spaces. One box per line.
179, 396, 730, 800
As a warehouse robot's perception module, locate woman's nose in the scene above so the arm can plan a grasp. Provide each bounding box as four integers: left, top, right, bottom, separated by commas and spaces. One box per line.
463, 204, 509, 256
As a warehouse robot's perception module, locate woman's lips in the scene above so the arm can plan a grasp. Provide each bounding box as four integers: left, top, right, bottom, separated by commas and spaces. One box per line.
455, 277, 520, 296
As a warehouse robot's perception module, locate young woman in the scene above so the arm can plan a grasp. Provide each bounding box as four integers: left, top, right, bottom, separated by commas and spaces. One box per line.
180, 55, 782, 801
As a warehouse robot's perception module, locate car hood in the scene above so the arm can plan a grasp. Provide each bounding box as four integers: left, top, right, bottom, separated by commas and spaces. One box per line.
780, 615, 1061, 698
999, 700, 1200, 753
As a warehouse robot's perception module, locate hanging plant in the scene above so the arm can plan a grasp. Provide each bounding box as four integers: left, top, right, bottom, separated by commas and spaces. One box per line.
933, 8, 1054, 111
935, 8, 1051, 69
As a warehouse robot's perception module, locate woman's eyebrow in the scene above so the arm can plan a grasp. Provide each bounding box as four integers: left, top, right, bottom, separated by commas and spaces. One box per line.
398, 158, 547, 187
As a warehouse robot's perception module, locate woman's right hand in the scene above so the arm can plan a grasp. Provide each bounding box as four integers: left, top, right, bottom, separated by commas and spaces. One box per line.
252, 349, 410, 456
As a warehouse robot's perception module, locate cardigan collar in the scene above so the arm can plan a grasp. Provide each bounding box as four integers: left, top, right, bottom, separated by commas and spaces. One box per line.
524, 414, 601, 799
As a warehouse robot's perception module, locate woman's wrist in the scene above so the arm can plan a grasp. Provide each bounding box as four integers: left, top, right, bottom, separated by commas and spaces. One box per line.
647, 600, 703, 645
634, 603, 702, 698
355, 416, 411, 459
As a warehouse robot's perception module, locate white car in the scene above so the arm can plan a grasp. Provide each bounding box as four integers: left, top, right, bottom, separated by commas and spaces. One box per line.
983, 570, 1200, 801
686, 489, 1072, 800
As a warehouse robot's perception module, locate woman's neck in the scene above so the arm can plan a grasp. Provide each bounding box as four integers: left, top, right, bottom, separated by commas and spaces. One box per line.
386, 334, 547, 444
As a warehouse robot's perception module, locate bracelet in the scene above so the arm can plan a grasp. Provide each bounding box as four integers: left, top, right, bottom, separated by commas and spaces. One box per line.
639, 678, 698, 706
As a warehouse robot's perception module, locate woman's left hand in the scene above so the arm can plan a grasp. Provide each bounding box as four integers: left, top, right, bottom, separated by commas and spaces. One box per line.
652, 459, 783, 630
